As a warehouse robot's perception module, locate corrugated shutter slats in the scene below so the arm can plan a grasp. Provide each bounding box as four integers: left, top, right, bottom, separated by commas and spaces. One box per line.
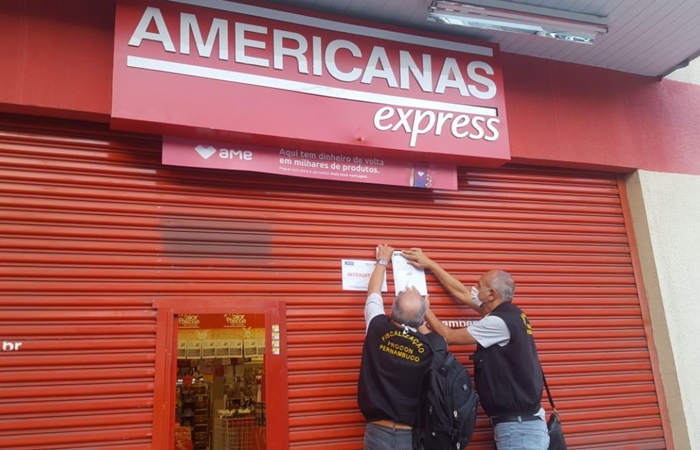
0, 116, 665, 449
0, 120, 158, 449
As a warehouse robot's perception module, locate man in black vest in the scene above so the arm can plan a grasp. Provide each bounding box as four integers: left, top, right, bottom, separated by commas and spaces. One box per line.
357, 244, 446, 450
402, 248, 550, 450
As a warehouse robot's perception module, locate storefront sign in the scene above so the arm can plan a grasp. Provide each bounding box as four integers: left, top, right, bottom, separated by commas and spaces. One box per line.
113, 0, 510, 164
178, 314, 201, 329
177, 313, 265, 329
2, 341, 23, 352
163, 135, 458, 189
209, 314, 265, 329
442, 320, 477, 328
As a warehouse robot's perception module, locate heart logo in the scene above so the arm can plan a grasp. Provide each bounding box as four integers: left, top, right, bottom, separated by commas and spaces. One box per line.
417, 171, 425, 177
194, 144, 216, 159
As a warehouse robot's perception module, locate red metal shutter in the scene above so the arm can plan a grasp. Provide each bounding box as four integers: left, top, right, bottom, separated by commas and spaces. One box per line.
0, 116, 667, 449
0, 118, 159, 449
282, 169, 668, 449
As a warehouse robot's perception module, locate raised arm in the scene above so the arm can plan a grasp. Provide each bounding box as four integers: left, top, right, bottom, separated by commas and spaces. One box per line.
424, 309, 476, 345
402, 248, 481, 313
368, 244, 393, 295
364, 244, 394, 329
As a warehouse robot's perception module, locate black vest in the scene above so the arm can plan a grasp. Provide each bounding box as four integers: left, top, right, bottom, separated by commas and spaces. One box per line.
357, 315, 446, 425
471, 302, 543, 417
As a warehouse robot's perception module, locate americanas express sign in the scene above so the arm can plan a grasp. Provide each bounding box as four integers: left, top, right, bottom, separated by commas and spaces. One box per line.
113, 0, 510, 164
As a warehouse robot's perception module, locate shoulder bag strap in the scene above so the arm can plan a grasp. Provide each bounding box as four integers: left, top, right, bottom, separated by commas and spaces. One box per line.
542, 371, 558, 414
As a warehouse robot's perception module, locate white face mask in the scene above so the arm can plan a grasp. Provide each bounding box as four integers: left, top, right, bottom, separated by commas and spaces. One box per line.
470, 286, 483, 307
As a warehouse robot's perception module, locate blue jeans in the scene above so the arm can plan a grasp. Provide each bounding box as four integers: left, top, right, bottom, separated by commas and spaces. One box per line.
494, 418, 549, 450
363, 423, 413, 450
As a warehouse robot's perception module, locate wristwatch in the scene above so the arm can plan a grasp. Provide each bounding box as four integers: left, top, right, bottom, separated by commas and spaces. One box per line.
377, 259, 388, 267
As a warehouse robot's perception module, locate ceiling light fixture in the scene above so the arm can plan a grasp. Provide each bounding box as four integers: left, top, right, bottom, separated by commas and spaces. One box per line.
428, 0, 608, 45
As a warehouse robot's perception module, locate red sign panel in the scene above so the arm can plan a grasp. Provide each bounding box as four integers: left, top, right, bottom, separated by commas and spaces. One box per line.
177, 313, 265, 329
113, 0, 509, 163
163, 136, 458, 189
208, 313, 265, 329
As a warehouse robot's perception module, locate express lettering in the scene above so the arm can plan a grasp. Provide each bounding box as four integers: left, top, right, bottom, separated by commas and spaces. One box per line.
374, 106, 499, 147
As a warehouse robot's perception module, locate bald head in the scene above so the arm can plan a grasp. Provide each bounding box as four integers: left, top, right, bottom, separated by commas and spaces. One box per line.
482, 270, 515, 302
391, 287, 426, 328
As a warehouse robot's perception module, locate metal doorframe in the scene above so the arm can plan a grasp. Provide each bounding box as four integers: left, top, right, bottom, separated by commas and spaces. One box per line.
152, 299, 288, 449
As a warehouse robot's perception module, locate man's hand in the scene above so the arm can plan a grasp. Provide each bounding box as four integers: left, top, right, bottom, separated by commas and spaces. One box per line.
402, 247, 434, 269
402, 247, 479, 312
377, 244, 394, 262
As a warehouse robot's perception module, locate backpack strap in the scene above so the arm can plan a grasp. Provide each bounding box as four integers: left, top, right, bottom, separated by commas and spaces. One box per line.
410, 330, 441, 430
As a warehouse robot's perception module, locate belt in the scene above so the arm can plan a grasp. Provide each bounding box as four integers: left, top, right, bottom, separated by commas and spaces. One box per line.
491, 414, 542, 426
371, 420, 412, 430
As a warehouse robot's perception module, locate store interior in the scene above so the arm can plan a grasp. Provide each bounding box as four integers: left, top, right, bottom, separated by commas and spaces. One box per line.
174, 313, 267, 450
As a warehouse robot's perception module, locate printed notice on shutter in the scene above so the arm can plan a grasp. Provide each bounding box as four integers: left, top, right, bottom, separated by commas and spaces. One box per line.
391, 251, 428, 295
342, 260, 388, 291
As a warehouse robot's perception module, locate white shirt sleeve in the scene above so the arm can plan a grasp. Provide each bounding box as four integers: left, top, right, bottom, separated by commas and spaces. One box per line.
365, 292, 386, 332
467, 315, 510, 348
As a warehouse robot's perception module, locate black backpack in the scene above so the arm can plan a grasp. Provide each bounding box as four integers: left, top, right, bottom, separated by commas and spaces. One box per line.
413, 341, 479, 450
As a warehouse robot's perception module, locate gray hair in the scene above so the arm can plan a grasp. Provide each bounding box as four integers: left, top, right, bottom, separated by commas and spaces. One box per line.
490, 270, 515, 302
390, 290, 427, 328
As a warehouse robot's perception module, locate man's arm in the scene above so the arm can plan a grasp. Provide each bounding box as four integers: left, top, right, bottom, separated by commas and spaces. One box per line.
424, 309, 477, 345
368, 244, 392, 295
402, 248, 480, 313
364, 244, 394, 329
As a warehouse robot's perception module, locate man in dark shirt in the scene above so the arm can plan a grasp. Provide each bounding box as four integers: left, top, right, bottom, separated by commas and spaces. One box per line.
402, 248, 549, 450
357, 244, 445, 450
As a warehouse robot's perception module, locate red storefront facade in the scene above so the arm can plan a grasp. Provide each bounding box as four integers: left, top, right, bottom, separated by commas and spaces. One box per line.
2, 1, 700, 449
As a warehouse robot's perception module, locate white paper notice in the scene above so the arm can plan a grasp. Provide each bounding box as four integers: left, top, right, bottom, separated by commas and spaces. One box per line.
391, 251, 428, 295
341, 260, 388, 292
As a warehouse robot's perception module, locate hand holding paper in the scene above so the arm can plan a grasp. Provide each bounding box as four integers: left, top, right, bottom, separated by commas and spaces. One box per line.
391, 251, 428, 295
